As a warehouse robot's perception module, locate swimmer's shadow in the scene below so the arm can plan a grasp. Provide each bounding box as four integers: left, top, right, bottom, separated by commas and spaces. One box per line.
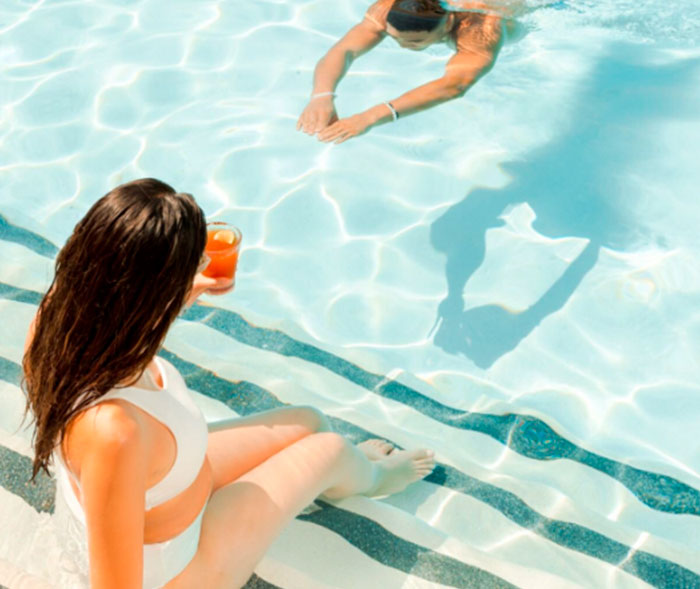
430, 41, 700, 368
435, 240, 599, 369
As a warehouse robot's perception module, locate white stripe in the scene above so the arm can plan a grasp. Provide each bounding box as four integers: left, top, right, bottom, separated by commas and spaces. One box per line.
0, 488, 54, 587
263, 518, 457, 589
0, 300, 35, 365
0, 559, 52, 589
0, 381, 33, 459
0, 242, 53, 295
254, 556, 337, 589
334, 495, 651, 589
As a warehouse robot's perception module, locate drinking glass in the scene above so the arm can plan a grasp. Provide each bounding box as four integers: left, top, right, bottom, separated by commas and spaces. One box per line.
202, 222, 241, 293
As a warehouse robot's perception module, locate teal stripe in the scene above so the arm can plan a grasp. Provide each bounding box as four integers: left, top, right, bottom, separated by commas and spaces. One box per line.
2, 279, 699, 517
0, 214, 58, 258
0, 355, 23, 385
0, 445, 54, 514
243, 576, 284, 589
1, 352, 698, 588
0, 282, 42, 306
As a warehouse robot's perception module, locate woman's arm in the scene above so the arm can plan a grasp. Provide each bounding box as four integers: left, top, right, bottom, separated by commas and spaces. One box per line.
75, 403, 148, 588
297, 20, 385, 135
318, 15, 503, 143
23, 313, 37, 356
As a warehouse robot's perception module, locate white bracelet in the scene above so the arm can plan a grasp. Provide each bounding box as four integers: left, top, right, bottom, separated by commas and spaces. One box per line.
311, 91, 336, 100
383, 101, 399, 121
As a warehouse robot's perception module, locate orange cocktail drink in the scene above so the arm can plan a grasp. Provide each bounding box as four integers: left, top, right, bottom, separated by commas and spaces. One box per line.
202, 222, 241, 292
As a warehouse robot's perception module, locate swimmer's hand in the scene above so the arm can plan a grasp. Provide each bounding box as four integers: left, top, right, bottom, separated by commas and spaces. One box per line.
185, 273, 233, 307
297, 96, 338, 135
317, 112, 373, 144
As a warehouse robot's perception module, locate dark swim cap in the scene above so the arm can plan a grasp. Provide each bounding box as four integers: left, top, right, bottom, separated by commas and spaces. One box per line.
387, 0, 447, 32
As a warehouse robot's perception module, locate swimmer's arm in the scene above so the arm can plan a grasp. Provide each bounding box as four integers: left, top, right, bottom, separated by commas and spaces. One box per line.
379, 46, 498, 116
78, 405, 148, 588
317, 53, 498, 142
371, 16, 503, 119
298, 20, 384, 135
310, 20, 385, 95
318, 17, 502, 143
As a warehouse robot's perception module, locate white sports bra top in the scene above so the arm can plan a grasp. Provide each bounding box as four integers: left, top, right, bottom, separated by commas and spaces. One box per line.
54, 356, 209, 524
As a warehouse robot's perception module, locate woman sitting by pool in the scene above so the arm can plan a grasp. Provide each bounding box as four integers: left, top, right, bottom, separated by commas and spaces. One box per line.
23, 178, 435, 588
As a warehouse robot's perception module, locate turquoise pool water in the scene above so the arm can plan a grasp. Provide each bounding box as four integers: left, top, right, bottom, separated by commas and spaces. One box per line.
1, 0, 700, 587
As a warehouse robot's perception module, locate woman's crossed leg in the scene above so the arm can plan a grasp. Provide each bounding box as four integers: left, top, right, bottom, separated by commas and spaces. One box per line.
205, 405, 333, 490
169, 407, 434, 588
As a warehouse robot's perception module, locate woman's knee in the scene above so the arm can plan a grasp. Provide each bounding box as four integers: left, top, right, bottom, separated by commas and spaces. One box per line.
293, 405, 331, 433
305, 431, 351, 465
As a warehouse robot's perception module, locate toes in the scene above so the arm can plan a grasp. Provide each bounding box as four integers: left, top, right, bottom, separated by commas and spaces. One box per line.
357, 439, 397, 461
378, 441, 395, 455
414, 464, 435, 479
369, 439, 395, 454
409, 448, 434, 460
411, 448, 436, 479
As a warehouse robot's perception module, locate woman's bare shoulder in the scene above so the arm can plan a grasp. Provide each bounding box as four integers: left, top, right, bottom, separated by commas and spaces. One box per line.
63, 400, 147, 477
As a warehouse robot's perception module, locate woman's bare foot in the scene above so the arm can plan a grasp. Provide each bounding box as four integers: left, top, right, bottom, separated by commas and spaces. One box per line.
357, 439, 395, 461
366, 449, 435, 497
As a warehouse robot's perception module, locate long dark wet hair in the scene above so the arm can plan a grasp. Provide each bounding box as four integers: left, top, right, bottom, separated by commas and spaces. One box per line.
23, 178, 207, 480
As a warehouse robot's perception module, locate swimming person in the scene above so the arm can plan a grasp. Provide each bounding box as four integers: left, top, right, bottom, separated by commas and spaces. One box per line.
22, 178, 436, 588
297, 0, 503, 143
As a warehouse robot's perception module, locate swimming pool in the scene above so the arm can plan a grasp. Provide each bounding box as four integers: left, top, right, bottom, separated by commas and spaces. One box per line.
1, 0, 700, 586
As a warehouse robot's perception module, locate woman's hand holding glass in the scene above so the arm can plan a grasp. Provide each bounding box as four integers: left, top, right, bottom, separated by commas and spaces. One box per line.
185, 221, 242, 307
185, 270, 233, 307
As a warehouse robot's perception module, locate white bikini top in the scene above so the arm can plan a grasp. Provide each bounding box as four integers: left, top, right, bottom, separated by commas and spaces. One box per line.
54, 357, 209, 525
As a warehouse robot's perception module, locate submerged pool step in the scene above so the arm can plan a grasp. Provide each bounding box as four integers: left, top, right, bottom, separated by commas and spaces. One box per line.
102, 343, 700, 585
4, 337, 697, 584
162, 318, 700, 559
1, 342, 696, 586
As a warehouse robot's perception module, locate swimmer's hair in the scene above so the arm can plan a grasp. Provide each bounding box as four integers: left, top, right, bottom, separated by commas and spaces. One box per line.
387, 0, 447, 32
23, 178, 207, 480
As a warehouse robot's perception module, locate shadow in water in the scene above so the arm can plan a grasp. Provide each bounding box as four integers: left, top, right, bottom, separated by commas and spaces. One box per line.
430, 41, 700, 368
